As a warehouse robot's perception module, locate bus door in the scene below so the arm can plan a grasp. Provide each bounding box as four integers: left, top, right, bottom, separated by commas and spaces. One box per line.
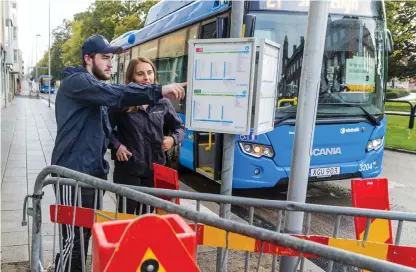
193, 16, 228, 181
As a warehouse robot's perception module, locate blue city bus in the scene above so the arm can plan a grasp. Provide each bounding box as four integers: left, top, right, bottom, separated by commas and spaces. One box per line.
110, 0, 392, 189
38, 75, 55, 94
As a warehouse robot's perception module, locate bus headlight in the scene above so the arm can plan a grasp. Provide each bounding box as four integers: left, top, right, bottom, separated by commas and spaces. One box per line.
239, 142, 274, 158
366, 137, 384, 151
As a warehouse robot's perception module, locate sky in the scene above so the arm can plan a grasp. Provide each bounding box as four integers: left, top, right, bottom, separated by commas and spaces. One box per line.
17, 0, 94, 73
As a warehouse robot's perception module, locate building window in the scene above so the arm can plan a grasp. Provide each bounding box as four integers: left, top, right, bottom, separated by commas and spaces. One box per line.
13, 27, 17, 40
14, 50, 18, 62
12, 2, 17, 9
5, 24, 9, 47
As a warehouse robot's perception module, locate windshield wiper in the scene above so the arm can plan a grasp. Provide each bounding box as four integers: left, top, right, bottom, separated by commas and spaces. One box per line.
322, 103, 381, 126
274, 113, 297, 126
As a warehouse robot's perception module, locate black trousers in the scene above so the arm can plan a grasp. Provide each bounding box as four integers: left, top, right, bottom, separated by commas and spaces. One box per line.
52, 173, 107, 272
113, 164, 155, 215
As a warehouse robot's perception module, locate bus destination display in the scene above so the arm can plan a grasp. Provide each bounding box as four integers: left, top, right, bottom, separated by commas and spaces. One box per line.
261, 0, 376, 17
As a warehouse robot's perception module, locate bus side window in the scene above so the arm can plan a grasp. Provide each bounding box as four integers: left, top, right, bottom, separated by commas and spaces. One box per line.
123, 50, 131, 84
118, 62, 124, 84
200, 21, 217, 39
157, 28, 189, 113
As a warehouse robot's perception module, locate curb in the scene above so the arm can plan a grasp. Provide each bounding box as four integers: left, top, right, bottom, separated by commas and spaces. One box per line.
40, 95, 55, 105
385, 147, 416, 155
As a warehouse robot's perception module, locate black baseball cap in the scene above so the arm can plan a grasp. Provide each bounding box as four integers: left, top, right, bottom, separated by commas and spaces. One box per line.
81, 34, 122, 59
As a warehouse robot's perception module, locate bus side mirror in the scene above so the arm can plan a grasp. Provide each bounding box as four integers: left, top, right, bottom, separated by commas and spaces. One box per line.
243, 14, 256, 37
386, 29, 394, 56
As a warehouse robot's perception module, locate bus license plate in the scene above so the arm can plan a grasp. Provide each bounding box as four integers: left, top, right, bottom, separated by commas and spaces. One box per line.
310, 167, 340, 177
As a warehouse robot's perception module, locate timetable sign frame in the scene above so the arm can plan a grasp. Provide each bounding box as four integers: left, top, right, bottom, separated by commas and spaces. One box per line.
185, 38, 257, 135
252, 39, 281, 135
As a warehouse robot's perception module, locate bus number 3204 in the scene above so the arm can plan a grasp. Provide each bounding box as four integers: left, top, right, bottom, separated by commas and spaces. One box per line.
359, 163, 373, 172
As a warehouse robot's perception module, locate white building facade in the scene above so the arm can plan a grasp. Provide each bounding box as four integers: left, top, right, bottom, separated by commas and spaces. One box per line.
1, 0, 23, 108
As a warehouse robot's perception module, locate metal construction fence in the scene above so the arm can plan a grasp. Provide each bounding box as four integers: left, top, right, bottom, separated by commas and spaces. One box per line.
385, 99, 416, 129
23, 166, 416, 272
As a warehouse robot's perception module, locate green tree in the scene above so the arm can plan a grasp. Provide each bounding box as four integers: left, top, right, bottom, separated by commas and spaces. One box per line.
31, 51, 49, 78
61, 0, 157, 66
114, 1, 157, 37
31, 20, 71, 80
50, 20, 72, 79
61, 19, 85, 67
34, 0, 158, 75
386, 1, 416, 80
78, 1, 122, 42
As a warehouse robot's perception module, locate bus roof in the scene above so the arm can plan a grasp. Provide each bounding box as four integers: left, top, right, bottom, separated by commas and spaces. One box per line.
144, 0, 194, 26
110, 0, 230, 50
111, 0, 385, 50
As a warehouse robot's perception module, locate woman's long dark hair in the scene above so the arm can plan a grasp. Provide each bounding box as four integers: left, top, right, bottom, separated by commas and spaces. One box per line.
123, 57, 158, 113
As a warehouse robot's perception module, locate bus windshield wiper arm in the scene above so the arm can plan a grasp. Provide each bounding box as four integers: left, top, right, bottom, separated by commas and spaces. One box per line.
274, 113, 297, 126
357, 105, 380, 126
322, 103, 381, 126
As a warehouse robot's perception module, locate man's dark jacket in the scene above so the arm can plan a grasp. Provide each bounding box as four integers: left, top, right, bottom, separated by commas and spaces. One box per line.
51, 66, 162, 177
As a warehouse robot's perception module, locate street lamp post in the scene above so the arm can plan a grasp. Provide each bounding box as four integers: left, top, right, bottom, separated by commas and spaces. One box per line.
48, 0, 51, 107
279, 1, 329, 270
35, 34, 41, 90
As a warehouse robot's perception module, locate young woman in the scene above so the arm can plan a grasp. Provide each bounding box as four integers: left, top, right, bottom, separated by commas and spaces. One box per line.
108, 57, 185, 214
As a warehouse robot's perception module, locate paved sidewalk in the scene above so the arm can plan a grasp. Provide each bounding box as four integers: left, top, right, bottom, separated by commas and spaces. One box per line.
0, 97, 216, 266
1, 98, 130, 265
2, 97, 54, 264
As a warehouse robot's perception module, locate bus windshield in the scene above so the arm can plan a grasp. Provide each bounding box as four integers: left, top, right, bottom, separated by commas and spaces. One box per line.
253, 11, 386, 120
41, 77, 53, 87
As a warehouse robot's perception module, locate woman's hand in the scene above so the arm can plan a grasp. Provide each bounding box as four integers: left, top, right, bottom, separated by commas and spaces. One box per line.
162, 136, 175, 152
116, 144, 132, 161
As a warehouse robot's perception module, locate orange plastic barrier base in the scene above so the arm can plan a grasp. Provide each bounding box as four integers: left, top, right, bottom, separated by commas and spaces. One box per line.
92, 214, 200, 272
153, 163, 180, 215
351, 178, 393, 244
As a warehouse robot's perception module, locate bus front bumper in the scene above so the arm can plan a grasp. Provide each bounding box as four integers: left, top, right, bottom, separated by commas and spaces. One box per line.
232, 145, 384, 189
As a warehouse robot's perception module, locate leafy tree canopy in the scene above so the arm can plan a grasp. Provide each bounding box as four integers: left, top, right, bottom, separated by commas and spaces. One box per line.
386, 0, 416, 80
34, 0, 158, 79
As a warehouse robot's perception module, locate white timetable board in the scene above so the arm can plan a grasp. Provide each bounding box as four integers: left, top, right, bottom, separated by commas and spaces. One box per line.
185, 38, 256, 135
253, 39, 281, 135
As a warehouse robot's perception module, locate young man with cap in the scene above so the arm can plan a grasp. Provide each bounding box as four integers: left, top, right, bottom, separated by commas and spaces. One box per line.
51, 34, 186, 272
